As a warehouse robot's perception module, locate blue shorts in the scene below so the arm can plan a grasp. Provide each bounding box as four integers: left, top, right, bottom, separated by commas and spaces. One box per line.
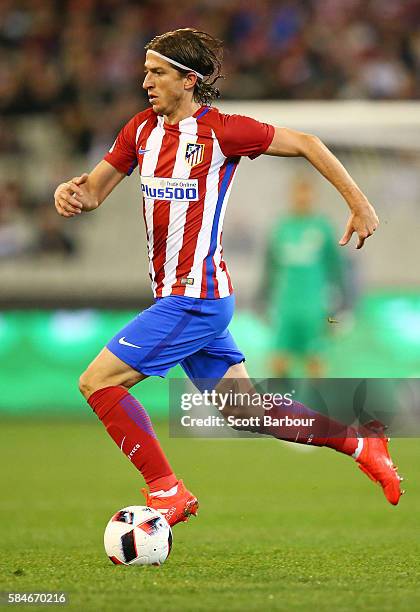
106, 295, 244, 390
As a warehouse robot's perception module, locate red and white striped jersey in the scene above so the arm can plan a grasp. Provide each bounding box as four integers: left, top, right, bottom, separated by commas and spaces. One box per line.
104, 106, 274, 299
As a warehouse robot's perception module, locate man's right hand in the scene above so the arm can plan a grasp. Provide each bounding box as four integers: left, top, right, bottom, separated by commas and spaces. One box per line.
54, 173, 99, 218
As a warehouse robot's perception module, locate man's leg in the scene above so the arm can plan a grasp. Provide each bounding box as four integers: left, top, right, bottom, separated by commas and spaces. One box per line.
79, 347, 198, 524
79, 347, 177, 492
216, 362, 358, 453
215, 362, 403, 505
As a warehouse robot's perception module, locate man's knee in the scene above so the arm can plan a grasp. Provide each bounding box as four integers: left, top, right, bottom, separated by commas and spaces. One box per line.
78, 352, 146, 401
219, 402, 247, 420
78, 370, 101, 400
79, 368, 121, 400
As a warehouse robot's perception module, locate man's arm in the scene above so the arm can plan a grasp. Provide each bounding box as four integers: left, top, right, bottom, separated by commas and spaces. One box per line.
265, 127, 379, 249
54, 160, 125, 218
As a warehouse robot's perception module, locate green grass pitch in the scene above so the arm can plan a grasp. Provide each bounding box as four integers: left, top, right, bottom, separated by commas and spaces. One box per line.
1, 418, 419, 611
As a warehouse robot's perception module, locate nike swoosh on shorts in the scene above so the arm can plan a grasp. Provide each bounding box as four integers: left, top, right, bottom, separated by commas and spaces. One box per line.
118, 337, 142, 349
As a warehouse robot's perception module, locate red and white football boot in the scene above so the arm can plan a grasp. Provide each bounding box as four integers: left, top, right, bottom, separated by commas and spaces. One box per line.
142, 479, 199, 526
356, 423, 404, 505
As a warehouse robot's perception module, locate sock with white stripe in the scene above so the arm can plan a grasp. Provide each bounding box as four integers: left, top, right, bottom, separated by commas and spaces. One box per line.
257, 399, 359, 456
88, 386, 178, 492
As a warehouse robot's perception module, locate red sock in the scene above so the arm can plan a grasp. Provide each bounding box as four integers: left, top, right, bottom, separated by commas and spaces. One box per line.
88, 386, 177, 492
259, 400, 358, 456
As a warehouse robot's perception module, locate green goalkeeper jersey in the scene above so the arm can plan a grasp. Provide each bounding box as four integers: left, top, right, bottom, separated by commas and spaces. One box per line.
266, 214, 344, 315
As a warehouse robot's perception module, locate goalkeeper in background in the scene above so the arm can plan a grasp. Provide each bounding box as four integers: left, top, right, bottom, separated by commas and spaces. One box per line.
265, 176, 346, 377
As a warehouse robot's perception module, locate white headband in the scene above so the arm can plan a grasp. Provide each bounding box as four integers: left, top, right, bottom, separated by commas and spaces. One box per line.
147, 49, 204, 80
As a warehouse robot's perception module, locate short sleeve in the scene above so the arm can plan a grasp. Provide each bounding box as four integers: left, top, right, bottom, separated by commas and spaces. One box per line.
217, 114, 275, 159
104, 116, 138, 175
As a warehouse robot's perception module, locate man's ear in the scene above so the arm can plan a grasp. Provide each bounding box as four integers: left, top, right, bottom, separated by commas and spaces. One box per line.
184, 72, 198, 92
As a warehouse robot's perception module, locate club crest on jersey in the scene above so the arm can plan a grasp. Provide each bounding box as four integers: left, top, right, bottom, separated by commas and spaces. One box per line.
185, 142, 205, 167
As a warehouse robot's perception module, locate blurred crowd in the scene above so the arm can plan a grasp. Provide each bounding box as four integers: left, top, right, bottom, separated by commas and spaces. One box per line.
0, 0, 419, 260
0, 181, 76, 259
1, 0, 419, 156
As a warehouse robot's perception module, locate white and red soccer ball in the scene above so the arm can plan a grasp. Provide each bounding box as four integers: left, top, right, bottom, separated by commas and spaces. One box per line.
104, 506, 172, 566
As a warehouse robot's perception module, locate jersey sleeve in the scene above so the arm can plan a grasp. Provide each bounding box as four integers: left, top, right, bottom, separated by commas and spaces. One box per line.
217, 113, 275, 159
104, 116, 138, 175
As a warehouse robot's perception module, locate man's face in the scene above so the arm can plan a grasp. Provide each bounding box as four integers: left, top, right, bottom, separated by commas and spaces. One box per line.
290, 180, 314, 215
142, 51, 191, 116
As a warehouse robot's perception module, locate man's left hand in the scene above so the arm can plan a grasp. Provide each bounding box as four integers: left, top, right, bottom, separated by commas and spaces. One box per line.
339, 203, 379, 249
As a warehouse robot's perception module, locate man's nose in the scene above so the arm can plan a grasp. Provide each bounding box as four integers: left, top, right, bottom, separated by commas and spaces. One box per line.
142, 73, 153, 89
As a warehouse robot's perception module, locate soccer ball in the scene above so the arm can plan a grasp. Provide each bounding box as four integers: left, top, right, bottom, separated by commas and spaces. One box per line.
104, 506, 172, 566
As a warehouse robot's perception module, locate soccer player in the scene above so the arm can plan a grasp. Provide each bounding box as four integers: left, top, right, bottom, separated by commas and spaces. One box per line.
54, 29, 403, 526
265, 176, 345, 377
